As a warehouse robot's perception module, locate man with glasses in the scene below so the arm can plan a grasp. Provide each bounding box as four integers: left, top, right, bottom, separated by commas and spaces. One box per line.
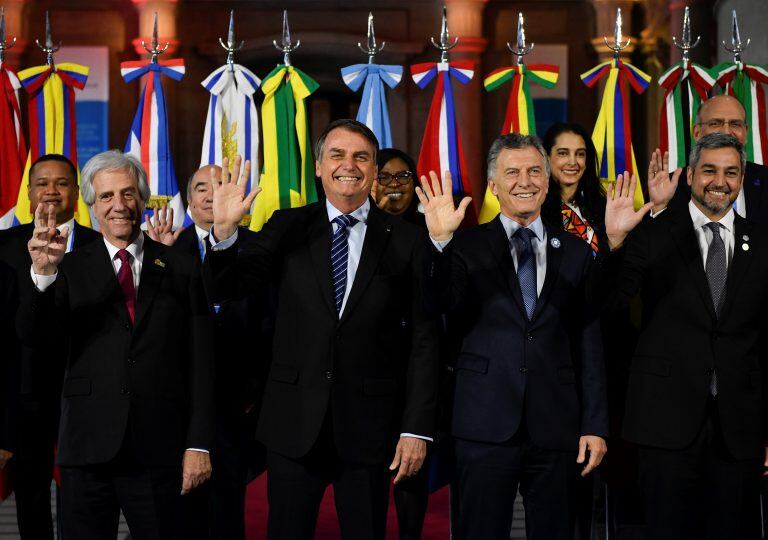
650, 95, 768, 224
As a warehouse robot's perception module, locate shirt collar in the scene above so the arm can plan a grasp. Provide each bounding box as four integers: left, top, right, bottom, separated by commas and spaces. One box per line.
194, 224, 211, 242
103, 231, 144, 264
499, 212, 545, 242
688, 200, 735, 234
59, 217, 75, 233
325, 198, 370, 225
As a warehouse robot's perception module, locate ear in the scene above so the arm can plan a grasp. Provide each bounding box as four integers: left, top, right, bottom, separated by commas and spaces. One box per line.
315, 160, 322, 178
692, 124, 701, 140
488, 179, 499, 197
686, 166, 693, 187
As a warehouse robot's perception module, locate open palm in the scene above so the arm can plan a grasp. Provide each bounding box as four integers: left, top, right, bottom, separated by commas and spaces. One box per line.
28, 204, 69, 275
604, 171, 653, 250
415, 170, 472, 241
212, 156, 260, 239
647, 149, 681, 213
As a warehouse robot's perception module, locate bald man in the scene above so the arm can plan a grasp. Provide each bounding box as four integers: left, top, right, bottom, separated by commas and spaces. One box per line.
176, 165, 269, 539
653, 95, 768, 224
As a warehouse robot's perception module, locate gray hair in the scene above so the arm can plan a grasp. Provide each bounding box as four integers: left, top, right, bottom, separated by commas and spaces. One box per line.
487, 133, 551, 180
689, 132, 746, 174
80, 150, 151, 206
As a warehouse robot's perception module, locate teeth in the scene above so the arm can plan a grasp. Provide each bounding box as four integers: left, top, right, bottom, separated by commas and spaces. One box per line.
514, 193, 534, 198
336, 176, 359, 182
387, 193, 403, 200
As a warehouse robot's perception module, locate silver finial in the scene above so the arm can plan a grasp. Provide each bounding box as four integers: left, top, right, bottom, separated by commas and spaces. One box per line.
672, 7, 700, 68
0, 7, 18, 64
722, 9, 750, 63
358, 12, 385, 64
273, 10, 300, 66
603, 8, 631, 61
506, 12, 534, 66
219, 10, 245, 70
141, 12, 170, 64
35, 11, 61, 67
430, 5, 458, 63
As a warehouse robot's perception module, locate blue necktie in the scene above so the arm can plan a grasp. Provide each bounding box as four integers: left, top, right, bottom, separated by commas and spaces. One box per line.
512, 227, 537, 320
331, 214, 358, 314
198, 234, 208, 262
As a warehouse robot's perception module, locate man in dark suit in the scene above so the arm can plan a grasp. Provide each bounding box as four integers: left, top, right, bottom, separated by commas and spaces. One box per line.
415, 132, 608, 539
602, 133, 768, 539
208, 119, 440, 539
0, 260, 18, 476
0, 153, 101, 539
17, 150, 214, 539
663, 95, 768, 224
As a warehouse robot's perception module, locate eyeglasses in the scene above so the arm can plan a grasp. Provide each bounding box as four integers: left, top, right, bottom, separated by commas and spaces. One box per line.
377, 171, 414, 186
698, 119, 747, 130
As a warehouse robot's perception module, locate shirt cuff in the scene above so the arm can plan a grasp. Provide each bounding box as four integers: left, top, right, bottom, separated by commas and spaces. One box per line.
400, 433, 434, 443
186, 448, 209, 453
429, 235, 452, 253
30, 267, 57, 292
210, 227, 238, 251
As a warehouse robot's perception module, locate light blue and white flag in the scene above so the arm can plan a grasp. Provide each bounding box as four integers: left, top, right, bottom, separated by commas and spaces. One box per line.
341, 63, 402, 148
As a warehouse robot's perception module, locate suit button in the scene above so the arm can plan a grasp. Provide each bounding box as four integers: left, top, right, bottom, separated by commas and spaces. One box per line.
519, 367, 528, 374
127, 358, 135, 366
120, 386, 130, 395
324, 371, 333, 380
526, 334, 533, 341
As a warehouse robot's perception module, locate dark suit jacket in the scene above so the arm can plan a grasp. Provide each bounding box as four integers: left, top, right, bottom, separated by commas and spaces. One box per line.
16, 234, 215, 467
599, 209, 768, 459
0, 261, 18, 453
0, 222, 102, 399
209, 201, 441, 465
424, 216, 608, 451
670, 161, 768, 225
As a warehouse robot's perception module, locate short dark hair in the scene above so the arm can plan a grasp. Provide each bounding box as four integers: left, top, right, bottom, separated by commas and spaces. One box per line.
29, 154, 78, 183
486, 132, 550, 180
689, 132, 746, 174
377, 148, 416, 175
314, 119, 379, 162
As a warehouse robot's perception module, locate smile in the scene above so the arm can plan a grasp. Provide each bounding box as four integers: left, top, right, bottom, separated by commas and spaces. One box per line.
512, 193, 535, 199
335, 176, 361, 182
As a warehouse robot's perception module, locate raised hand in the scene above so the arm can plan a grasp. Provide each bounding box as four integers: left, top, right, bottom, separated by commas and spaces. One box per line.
604, 171, 653, 250
415, 170, 472, 242
145, 205, 183, 246
647, 149, 681, 214
212, 156, 260, 240
28, 203, 69, 276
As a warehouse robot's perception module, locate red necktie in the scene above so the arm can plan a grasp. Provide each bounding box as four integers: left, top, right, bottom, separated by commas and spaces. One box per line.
116, 249, 136, 323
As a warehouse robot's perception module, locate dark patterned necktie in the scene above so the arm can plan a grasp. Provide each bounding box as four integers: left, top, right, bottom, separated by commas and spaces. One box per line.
331, 214, 358, 314
512, 227, 537, 320
116, 249, 136, 324
704, 222, 726, 396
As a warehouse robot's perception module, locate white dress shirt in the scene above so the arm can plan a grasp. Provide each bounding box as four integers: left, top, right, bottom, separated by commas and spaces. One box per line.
59, 217, 76, 253
688, 200, 735, 270
194, 225, 210, 260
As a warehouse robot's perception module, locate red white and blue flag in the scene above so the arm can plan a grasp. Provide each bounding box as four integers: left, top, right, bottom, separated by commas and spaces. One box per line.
0, 59, 25, 229
411, 60, 476, 223
121, 58, 190, 228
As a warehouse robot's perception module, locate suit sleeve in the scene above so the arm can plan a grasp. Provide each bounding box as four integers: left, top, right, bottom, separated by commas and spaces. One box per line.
595, 223, 651, 314
0, 264, 19, 453
423, 238, 469, 316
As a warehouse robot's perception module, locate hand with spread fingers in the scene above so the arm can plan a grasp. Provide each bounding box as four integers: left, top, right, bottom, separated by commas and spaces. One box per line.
604, 171, 654, 251
145, 205, 183, 246
181, 449, 212, 495
28, 203, 70, 276
414, 170, 472, 242
389, 436, 427, 484
647, 149, 682, 215
212, 156, 259, 240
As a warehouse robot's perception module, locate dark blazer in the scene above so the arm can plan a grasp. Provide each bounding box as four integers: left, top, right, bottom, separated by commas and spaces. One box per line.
599, 208, 768, 459
424, 216, 608, 451
670, 161, 768, 225
16, 234, 214, 467
0, 261, 18, 453
0, 222, 102, 398
209, 201, 441, 465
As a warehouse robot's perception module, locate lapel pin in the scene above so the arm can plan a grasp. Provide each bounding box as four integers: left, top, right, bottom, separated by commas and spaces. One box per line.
154, 258, 165, 268
742, 243, 750, 252
550, 237, 561, 249
742, 234, 749, 242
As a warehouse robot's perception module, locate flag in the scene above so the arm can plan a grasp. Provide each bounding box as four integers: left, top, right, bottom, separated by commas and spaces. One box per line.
0, 59, 26, 229
658, 62, 715, 172
200, 63, 261, 216
411, 60, 477, 224
12, 62, 90, 226
121, 58, 189, 228
712, 61, 768, 165
341, 63, 403, 148
478, 63, 559, 223
250, 64, 319, 231
581, 59, 650, 209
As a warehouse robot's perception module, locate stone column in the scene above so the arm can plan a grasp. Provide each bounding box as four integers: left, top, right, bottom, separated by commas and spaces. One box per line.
445, 0, 488, 215
1, 0, 30, 69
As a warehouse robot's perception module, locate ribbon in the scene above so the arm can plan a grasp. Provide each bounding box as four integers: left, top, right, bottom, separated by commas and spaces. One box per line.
341, 63, 403, 148
712, 61, 768, 165
0, 60, 26, 229
411, 60, 477, 224
478, 63, 559, 223
200, 64, 261, 220
13, 62, 90, 226
580, 59, 650, 209
121, 58, 189, 228
658, 62, 715, 172
250, 64, 319, 231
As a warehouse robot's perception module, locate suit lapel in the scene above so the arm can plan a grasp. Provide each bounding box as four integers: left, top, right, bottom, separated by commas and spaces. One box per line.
340, 205, 391, 324
720, 216, 754, 320
307, 205, 336, 316
486, 217, 527, 319
87, 241, 132, 327
531, 225, 563, 322
668, 211, 717, 321
134, 236, 165, 329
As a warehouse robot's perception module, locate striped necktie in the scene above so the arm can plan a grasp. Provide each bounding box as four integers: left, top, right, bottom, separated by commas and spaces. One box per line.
331, 214, 358, 314
512, 227, 537, 320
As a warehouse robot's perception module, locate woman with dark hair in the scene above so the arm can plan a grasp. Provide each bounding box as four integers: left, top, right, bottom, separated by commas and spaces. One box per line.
372, 148, 424, 227
541, 122, 606, 255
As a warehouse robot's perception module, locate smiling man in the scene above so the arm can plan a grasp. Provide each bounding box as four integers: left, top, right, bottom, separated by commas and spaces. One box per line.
208, 119, 440, 540
418, 132, 607, 539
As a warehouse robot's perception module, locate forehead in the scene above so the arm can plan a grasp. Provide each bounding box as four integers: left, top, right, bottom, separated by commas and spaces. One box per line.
695, 147, 742, 168
700, 98, 745, 120
192, 166, 219, 185
30, 160, 75, 182
323, 128, 375, 155
496, 146, 545, 169
92, 169, 138, 192
553, 131, 586, 148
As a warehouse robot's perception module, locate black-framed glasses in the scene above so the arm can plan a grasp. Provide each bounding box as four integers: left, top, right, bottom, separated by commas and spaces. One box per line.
698, 119, 747, 130
377, 171, 414, 186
